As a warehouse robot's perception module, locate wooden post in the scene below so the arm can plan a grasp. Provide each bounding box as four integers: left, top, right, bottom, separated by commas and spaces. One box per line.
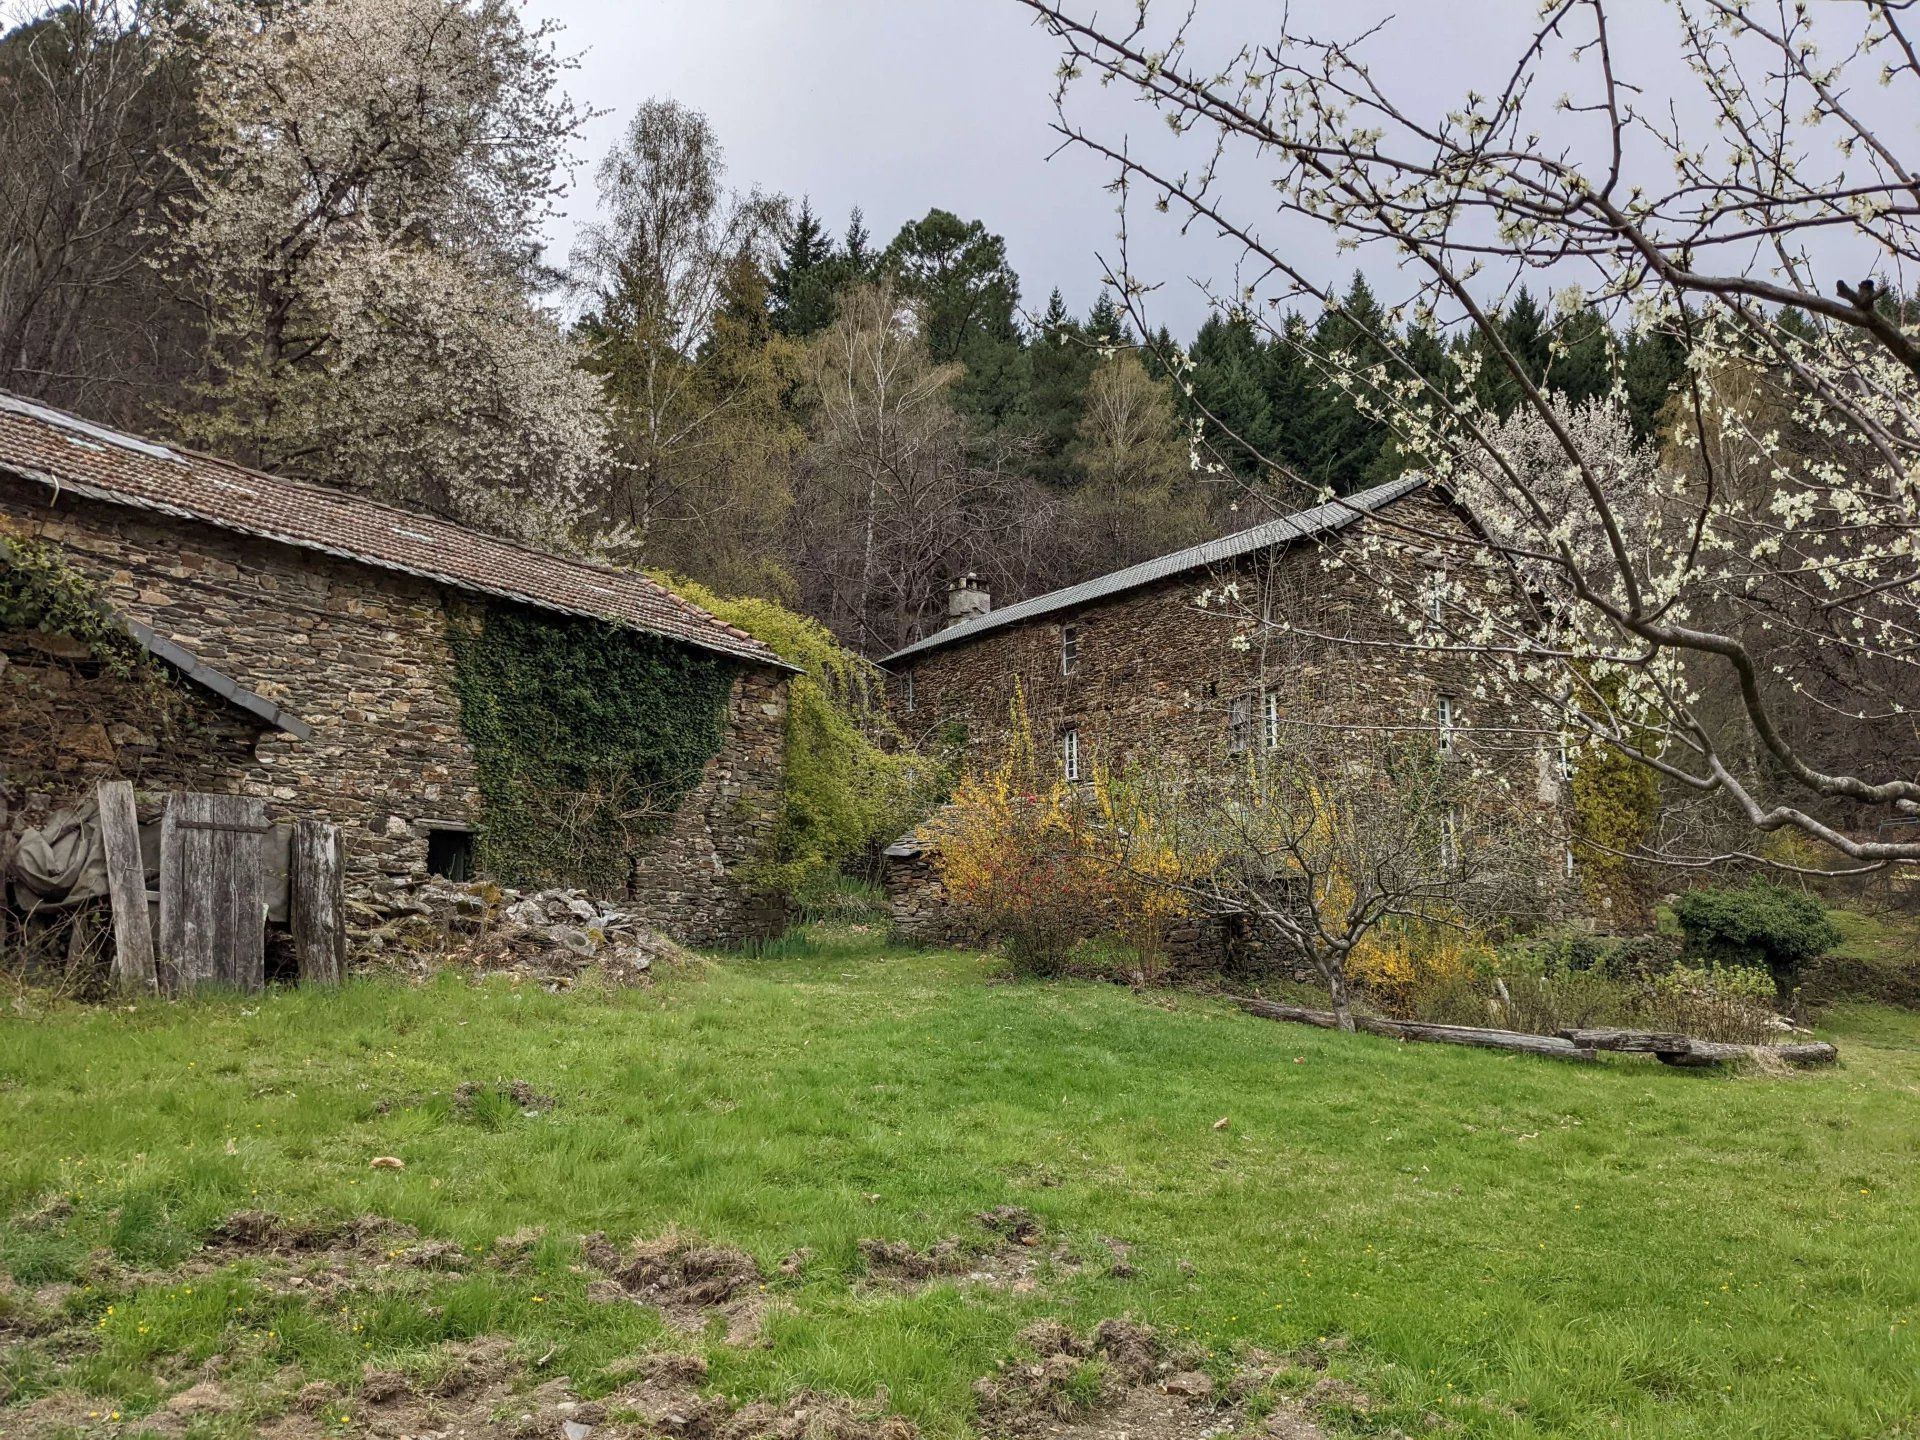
159, 792, 268, 994
95, 780, 156, 995
291, 818, 345, 986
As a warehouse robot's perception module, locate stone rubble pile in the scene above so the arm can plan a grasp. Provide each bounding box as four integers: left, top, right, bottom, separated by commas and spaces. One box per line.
347, 878, 694, 981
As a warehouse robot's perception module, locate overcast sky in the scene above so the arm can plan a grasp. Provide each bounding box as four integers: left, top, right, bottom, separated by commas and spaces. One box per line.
525, 1, 1884, 338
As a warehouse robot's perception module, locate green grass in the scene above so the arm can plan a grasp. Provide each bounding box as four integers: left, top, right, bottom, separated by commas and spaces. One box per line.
3, 925, 1919, 1438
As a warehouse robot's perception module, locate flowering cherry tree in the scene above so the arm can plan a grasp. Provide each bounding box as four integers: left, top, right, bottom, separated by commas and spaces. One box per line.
161, 0, 605, 539
1020, 0, 1920, 870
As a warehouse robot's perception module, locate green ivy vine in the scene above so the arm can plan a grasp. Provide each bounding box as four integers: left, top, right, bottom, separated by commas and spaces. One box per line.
444, 600, 738, 891
0, 532, 153, 678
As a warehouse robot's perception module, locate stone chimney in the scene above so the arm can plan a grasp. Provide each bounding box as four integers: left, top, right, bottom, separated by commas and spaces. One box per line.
947, 573, 991, 626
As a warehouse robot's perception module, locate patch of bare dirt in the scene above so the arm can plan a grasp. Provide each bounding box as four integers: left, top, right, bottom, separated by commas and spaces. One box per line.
859, 1207, 1080, 1296
602, 1352, 917, 1440
581, 1231, 767, 1343
193, 1209, 474, 1305
455, 1080, 558, 1114
972, 1320, 1343, 1440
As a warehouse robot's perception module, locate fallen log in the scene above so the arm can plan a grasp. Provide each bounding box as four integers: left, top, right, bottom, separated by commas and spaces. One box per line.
1559, 1028, 1692, 1053
1231, 997, 1596, 1061
1558, 1028, 1838, 1067
1658, 1039, 1839, 1067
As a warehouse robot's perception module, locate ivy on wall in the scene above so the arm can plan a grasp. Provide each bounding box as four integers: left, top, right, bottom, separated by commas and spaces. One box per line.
0, 530, 155, 679
444, 600, 737, 892
656, 574, 945, 901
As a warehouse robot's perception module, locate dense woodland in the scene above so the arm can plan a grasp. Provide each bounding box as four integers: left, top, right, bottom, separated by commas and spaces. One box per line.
0, 0, 1703, 658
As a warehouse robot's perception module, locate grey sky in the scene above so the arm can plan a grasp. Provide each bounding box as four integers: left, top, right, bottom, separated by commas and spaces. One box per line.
527, 2, 1886, 338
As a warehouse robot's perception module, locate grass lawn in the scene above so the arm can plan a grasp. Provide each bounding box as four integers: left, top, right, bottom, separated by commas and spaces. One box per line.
3, 925, 1919, 1438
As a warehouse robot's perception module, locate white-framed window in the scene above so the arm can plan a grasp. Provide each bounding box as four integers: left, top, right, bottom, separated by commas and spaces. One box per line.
1564, 837, 1577, 878
1428, 571, 1446, 625
1557, 734, 1574, 782
1440, 804, 1461, 870
1227, 694, 1253, 754
902, 671, 916, 713
1061, 726, 1080, 782
1437, 694, 1457, 753
1264, 691, 1281, 750
1062, 624, 1080, 675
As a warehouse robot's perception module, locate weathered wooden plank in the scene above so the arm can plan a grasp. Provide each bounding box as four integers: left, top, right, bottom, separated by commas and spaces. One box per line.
1559, 1028, 1693, 1053
96, 781, 156, 995
1656, 1039, 1839, 1067
291, 818, 345, 987
1357, 1015, 1597, 1061
1232, 996, 1597, 1061
159, 792, 267, 994
1232, 997, 1342, 1029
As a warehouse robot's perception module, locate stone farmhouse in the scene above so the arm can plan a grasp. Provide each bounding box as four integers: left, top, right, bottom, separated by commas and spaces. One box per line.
878, 476, 1569, 957
0, 392, 793, 947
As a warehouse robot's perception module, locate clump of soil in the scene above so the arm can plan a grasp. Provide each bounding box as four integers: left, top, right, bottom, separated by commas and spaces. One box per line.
973, 1320, 1342, 1440
604, 1352, 918, 1440
858, 1236, 969, 1283
191, 1209, 473, 1305
454, 1079, 558, 1114
975, 1205, 1043, 1246
581, 1230, 767, 1342
859, 1208, 1077, 1295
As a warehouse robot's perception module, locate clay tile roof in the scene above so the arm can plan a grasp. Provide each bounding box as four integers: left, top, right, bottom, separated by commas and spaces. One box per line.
0, 392, 790, 671
881, 473, 1428, 665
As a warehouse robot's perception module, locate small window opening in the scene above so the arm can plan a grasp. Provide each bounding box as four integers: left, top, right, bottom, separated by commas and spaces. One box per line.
1227, 695, 1253, 754
902, 670, 916, 713
1264, 691, 1281, 750
427, 828, 476, 881
1062, 726, 1081, 782
1437, 694, 1457, 753
1062, 624, 1080, 675
1440, 805, 1461, 870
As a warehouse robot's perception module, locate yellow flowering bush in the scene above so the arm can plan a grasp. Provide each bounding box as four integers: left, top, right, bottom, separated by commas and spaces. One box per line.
935, 687, 1188, 976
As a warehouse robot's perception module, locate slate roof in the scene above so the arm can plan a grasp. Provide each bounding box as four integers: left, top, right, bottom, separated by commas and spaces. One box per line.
0, 392, 789, 671
881, 474, 1428, 664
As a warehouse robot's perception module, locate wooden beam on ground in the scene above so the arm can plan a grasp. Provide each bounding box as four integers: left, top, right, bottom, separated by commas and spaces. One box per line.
1231, 997, 1596, 1061
1560, 1028, 1838, 1067
291, 818, 345, 986
96, 780, 156, 995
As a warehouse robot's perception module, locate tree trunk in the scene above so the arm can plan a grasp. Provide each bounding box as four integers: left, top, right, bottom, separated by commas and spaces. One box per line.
1324, 963, 1356, 1032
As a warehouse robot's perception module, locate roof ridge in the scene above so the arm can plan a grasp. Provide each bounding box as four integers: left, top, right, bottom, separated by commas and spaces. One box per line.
0, 388, 786, 670
0, 390, 763, 647
880, 474, 1427, 665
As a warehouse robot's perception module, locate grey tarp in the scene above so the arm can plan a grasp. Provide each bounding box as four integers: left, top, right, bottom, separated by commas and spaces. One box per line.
9, 801, 108, 912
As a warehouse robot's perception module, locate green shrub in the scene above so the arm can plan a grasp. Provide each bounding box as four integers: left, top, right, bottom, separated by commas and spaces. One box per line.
1672, 881, 1841, 996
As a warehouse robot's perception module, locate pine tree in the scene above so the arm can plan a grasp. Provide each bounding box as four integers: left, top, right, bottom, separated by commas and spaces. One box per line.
1022, 289, 1097, 487
1301, 274, 1394, 491
1623, 322, 1689, 441
1188, 312, 1278, 480
1548, 307, 1615, 407
769, 199, 839, 338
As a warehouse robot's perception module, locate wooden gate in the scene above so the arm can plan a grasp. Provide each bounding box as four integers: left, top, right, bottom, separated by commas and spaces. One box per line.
159, 791, 267, 993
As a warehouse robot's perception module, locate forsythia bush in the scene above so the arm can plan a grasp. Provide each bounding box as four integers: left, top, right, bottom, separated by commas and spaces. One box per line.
1348, 921, 1493, 1013
934, 688, 1188, 975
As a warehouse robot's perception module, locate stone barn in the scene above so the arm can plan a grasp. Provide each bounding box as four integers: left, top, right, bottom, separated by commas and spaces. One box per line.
0, 392, 794, 949
877, 476, 1570, 969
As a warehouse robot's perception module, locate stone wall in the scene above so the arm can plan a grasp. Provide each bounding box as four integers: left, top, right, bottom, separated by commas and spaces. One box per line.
0, 475, 789, 946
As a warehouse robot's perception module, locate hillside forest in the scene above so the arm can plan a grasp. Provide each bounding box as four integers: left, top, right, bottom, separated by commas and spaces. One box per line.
0, 0, 1697, 657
